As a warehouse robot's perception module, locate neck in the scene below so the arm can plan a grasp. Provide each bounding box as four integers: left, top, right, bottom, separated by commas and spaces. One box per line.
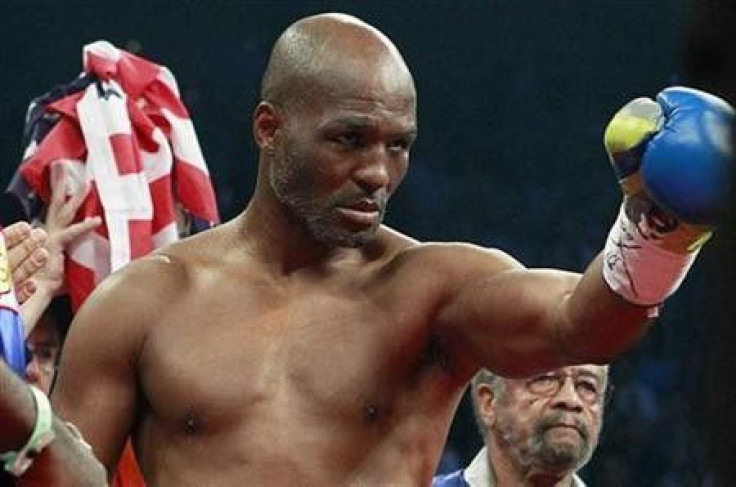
237, 184, 372, 276
487, 440, 576, 487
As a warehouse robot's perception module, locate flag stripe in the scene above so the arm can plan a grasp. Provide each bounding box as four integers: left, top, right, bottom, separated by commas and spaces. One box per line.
9, 40, 219, 314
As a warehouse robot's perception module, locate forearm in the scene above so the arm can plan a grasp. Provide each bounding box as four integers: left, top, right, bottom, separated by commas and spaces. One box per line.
1, 363, 107, 486
0, 363, 36, 450
571, 85, 735, 360
560, 253, 653, 362
20, 287, 56, 337
16, 420, 108, 487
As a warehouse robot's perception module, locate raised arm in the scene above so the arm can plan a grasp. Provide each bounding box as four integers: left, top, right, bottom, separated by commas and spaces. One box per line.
435, 87, 733, 379
21, 174, 101, 336
427, 245, 646, 379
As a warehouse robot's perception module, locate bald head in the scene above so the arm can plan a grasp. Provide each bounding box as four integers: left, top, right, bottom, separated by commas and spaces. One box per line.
261, 13, 415, 111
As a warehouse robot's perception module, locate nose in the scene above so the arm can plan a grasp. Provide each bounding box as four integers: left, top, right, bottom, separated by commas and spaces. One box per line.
550, 377, 584, 411
25, 359, 41, 385
353, 150, 391, 194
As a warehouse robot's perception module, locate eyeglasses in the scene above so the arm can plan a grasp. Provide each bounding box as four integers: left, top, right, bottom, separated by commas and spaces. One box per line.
524, 370, 613, 406
25, 343, 60, 375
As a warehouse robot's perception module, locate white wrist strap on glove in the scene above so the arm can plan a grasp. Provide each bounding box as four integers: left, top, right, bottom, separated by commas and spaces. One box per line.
0, 385, 55, 477
602, 204, 699, 306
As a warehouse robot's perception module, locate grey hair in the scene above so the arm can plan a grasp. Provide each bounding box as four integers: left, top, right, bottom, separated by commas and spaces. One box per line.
470, 369, 506, 436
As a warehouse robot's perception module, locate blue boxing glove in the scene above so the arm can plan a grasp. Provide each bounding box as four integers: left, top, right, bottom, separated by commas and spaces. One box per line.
643, 88, 733, 225
601, 86, 734, 305
604, 86, 734, 252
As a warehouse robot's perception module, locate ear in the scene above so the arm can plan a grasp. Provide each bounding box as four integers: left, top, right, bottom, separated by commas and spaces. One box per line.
475, 383, 498, 427
253, 102, 280, 153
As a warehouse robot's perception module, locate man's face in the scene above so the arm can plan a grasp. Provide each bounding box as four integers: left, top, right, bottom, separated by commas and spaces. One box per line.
25, 313, 61, 395
266, 59, 417, 247
484, 365, 607, 474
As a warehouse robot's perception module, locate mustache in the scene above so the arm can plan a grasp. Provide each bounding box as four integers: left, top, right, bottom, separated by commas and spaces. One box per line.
536, 412, 589, 442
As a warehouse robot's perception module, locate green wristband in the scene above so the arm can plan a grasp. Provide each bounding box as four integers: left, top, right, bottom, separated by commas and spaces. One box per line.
0, 385, 55, 477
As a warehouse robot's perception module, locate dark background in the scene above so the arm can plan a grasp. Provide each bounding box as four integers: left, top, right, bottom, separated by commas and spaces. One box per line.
1, 1, 733, 485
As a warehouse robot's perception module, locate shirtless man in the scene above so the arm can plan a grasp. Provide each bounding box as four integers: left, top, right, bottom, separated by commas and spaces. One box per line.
51, 12, 733, 486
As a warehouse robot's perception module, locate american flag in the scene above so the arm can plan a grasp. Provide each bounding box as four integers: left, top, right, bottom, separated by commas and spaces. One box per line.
7, 40, 221, 487
8, 40, 220, 313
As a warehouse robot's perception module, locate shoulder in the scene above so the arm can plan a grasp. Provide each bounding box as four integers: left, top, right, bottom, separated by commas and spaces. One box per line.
378, 225, 522, 274
404, 241, 520, 267
90, 250, 190, 308
393, 240, 524, 288
432, 469, 469, 487
66, 253, 186, 353
375, 226, 524, 299
59, 223, 240, 380
76, 222, 235, 326
125, 220, 237, 291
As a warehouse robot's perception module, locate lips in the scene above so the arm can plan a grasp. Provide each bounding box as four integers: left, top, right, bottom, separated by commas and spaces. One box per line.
345, 199, 380, 212
337, 199, 381, 226
545, 423, 585, 439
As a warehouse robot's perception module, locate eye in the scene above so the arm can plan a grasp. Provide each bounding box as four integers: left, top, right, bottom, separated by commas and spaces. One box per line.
387, 136, 413, 152
527, 374, 558, 393
575, 379, 600, 398
334, 132, 365, 149
36, 346, 59, 362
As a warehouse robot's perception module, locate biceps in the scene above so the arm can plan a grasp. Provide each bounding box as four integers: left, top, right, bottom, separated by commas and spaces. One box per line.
438, 269, 581, 377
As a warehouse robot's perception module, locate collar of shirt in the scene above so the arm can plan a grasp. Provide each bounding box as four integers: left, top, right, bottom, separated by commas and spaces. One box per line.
462, 447, 587, 487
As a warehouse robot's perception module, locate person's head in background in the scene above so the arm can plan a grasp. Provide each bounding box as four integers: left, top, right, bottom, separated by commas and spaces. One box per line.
24, 295, 72, 395
472, 365, 610, 485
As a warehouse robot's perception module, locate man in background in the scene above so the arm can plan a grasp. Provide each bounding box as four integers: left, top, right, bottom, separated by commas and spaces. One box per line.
434, 365, 608, 486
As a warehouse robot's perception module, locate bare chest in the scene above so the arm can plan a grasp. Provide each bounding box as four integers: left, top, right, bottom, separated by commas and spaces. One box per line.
138, 283, 438, 435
